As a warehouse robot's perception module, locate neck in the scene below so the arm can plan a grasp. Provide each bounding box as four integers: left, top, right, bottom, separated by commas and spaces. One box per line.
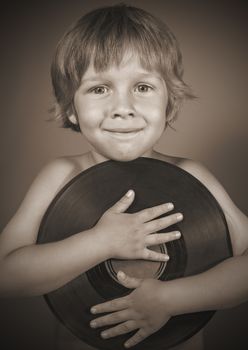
88, 149, 157, 167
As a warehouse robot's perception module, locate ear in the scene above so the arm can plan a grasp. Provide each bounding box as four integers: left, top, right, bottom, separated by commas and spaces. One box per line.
68, 114, 78, 125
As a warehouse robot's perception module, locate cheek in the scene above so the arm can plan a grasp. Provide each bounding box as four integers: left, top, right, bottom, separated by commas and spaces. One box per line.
142, 93, 167, 113
76, 103, 102, 129
145, 102, 166, 127
74, 91, 104, 127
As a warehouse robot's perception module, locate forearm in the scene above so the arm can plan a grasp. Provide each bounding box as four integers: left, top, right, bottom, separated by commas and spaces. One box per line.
0, 228, 109, 297
163, 253, 248, 315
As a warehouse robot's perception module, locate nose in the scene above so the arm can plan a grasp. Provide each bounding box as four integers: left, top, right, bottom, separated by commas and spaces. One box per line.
111, 91, 135, 119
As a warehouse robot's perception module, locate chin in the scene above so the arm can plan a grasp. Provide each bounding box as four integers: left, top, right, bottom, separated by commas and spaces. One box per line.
111, 153, 146, 162
106, 150, 144, 162
117, 155, 140, 162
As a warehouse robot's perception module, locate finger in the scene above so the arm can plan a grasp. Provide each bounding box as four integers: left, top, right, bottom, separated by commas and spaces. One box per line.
124, 328, 149, 348
91, 296, 128, 314
101, 320, 138, 339
117, 271, 143, 289
143, 212, 183, 234
143, 248, 169, 262
108, 190, 135, 213
90, 309, 130, 328
136, 202, 174, 223
145, 231, 181, 246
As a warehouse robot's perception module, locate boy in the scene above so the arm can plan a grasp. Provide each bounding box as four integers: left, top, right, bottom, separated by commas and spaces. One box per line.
0, 3, 247, 350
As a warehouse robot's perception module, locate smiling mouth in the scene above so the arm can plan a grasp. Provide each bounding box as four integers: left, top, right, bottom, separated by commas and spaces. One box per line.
103, 129, 143, 139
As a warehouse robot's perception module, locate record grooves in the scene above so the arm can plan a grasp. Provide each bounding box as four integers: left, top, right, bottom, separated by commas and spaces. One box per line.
37, 157, 232, 349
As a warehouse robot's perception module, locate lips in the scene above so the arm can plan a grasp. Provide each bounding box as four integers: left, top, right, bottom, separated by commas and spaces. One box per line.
104, 128, 143, 133
103, 128, 143, 140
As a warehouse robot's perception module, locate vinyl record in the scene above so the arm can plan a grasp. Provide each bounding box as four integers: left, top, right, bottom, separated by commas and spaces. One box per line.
37, 157, 232, 349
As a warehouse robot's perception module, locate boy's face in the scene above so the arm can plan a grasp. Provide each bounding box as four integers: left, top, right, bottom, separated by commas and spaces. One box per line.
70, 53, 168, 162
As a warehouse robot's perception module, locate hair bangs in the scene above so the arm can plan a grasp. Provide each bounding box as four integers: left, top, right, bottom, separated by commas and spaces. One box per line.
84, 10, 165, 74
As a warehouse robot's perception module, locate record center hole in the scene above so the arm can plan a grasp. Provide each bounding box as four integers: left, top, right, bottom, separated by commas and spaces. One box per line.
105, 244, 167, 283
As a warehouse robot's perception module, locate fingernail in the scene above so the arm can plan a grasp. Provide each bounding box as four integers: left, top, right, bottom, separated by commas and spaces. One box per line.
90, 321, 97, 328
126, 190, 133, 197
125, 342, 131, 348
164, 255, 170, 261
167, 202, 174, 210
118, 271, 126, 279
175, 231, 181, 238
90, 307, 96, 314
101, 331, 108, 338
176, 213, 183, 221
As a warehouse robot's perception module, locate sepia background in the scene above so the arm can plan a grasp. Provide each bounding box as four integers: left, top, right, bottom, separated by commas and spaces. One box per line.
0, 0, 247, 349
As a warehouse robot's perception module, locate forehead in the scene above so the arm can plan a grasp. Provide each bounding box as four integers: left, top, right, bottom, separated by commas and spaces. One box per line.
82, 52, 162, 81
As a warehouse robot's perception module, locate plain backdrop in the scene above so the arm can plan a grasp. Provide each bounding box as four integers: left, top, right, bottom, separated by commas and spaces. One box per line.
0, 0, 247, 349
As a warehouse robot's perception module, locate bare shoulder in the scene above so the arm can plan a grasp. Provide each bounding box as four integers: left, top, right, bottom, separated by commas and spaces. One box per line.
177, 158, 224, 191
154, 152, 248, 255
155, 152, 231, 205
16, 152, 91, 208
21, 155, 85, 206
0, 154, 89, 257
177, 158, 238, 215
32, 155, 88, 193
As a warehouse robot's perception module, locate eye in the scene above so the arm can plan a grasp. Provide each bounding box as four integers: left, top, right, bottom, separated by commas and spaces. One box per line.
135, 84, 153, 93
90, 86, 108, 94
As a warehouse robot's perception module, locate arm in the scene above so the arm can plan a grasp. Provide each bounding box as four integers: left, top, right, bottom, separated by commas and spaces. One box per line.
90, 160, 248, 347
166, 159, 248, 310
0, 159, 109, 297
161, 160, 248, 311
162, 249, 248, 314
0, 158, 182, 297
90, 250, 248, 348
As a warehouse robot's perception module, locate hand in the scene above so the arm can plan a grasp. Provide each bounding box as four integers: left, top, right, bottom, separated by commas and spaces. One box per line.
90, 271, 171, 348
94, 189, 183, 261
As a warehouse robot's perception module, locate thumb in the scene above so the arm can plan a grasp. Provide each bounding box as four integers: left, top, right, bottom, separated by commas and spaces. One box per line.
117, 271, 142, 289
109, 190, 135, 213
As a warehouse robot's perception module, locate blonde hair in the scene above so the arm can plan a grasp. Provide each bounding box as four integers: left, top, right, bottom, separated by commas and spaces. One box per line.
51, 3, 194, 132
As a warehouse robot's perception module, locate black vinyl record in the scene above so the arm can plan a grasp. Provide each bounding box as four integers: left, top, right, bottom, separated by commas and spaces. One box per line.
37, 157, 232, 349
